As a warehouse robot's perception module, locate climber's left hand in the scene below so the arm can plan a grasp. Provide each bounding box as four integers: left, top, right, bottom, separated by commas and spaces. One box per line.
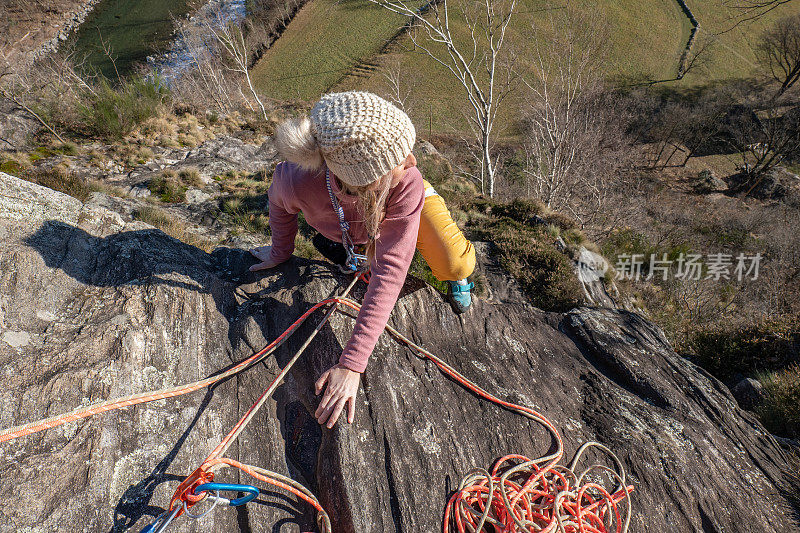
314, 362, 361, 428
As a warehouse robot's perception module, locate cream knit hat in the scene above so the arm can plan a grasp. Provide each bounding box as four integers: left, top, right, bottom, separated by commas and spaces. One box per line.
273, 91, 416, 187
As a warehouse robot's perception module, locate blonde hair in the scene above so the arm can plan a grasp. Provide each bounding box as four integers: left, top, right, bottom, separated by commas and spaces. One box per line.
336, 171, 394, 262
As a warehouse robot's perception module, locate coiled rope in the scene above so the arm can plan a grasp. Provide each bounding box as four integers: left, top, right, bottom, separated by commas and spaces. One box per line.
0, 272, 632, 532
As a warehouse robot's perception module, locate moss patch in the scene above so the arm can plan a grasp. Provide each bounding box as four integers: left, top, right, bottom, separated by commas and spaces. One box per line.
467, 202, 584, 312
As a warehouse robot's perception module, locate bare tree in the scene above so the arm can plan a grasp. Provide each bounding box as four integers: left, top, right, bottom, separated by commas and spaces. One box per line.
679, 30, 717, 79
379, 55, 415, 115
199, 5, 269, 122
645, 89, 733, 169
756, 12, 800, 96
166, 15, 239, 112
364, 0, 519, 197
517, 7, 630, 226
721, 0, 795, 30
0, 52, 84, 144
725, 101, 800, 197
165, 4, 271, 121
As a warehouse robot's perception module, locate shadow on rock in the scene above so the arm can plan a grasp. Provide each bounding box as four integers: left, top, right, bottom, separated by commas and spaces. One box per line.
22, 221, 352, 532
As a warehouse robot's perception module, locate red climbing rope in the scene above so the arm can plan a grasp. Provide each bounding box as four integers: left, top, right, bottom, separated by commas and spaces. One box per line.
0, 271, 633, 532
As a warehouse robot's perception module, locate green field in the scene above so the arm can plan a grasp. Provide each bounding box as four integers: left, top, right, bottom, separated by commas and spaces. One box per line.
250, 0, 427, 101
252, 0, 800, 138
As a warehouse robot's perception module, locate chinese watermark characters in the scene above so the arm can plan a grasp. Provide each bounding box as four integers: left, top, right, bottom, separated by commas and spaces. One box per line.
612, 252, 762, 281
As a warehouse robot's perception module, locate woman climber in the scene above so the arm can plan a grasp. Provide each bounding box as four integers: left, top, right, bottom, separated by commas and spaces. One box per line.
248, 90, 475, 429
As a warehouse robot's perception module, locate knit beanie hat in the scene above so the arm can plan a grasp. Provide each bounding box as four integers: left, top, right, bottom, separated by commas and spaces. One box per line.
273, 90, 416, 187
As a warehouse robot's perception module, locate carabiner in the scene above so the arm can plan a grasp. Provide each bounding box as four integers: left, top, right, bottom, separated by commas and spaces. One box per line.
193, 482, 260, 506
346, 252, 369, 272
139, 505, 181, 533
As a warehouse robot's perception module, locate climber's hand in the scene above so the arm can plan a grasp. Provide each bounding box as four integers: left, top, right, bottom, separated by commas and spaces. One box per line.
249, 245, 281, 271
314, 363, 361, 428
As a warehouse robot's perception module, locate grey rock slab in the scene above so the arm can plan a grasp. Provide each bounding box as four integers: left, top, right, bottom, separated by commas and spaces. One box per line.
575, 245, 620, 309
0, 172, 82, 225
180, 135, 278, 179
0, 183, 797, 532
413, 139, 440, 157
0, 100, 41, 150
185, 188, 211, 204
732, 377, 765, 410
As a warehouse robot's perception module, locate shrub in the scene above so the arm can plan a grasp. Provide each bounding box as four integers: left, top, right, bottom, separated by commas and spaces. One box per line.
54, 142, 79, 156
220, 193, 270, 234
470, 214, 583, 312
141, 116, 176, 137
416, 153, 453, 186
683, 316, 800, 380
294, 234, 320, 260
76, 75, 169, 140
22, 165, 91, 201
149, 172, 186, 203
694, 222, 750, 248
542, 211, 578, 232
562, 227, 588, 245
20, 165, 128, 201
408, 250, 448, 294
178, 167, 203, 187
601, 228, 697, 280
755, 364, 800, 439
491, 198, 546, 222
134, 205, 172, 227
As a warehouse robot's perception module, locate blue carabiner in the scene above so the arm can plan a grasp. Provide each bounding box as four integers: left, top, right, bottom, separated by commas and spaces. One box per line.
192, 483, 260, 506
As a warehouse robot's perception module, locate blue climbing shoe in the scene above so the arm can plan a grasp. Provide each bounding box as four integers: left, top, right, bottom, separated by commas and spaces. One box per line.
446, 279, 474, 314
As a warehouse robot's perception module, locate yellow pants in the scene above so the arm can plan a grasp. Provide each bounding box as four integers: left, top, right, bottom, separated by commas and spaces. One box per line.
416, 179, 476, 281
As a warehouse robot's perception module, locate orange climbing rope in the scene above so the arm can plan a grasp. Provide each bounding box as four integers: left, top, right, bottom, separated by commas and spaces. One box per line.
0, 271, 633, 532
0, 275, 360, 444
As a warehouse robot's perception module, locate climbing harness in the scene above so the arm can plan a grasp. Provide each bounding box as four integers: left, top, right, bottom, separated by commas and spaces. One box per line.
325, 168, 369, 272
1, 270, 633, 532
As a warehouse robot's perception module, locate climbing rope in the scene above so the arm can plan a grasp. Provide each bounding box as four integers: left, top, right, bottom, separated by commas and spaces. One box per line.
0, 271, 633, 532
0, 274, 361, 444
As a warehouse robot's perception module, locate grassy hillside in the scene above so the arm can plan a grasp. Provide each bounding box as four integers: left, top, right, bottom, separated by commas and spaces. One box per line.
251, 0, 800, 137
677, 1, 796, 84
249, 0, 426, 100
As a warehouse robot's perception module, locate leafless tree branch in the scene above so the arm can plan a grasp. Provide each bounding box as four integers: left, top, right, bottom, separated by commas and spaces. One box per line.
365, 0, 519, 197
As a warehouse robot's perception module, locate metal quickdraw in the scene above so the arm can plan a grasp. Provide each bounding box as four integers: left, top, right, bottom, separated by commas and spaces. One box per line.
140, 482, 260, 533
325, 168, 369, 272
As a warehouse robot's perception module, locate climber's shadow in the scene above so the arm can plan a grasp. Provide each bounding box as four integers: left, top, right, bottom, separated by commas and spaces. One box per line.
23, 220, 347, 352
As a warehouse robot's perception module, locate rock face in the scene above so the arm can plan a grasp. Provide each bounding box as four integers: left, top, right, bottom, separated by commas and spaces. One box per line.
0, 100, 43, 151
732, 377, 766, 410
0, 173, 798, 532
0, 171, 82, 224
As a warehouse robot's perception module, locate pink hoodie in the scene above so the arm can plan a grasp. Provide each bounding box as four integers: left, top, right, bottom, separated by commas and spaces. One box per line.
267, 160, 425, 372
